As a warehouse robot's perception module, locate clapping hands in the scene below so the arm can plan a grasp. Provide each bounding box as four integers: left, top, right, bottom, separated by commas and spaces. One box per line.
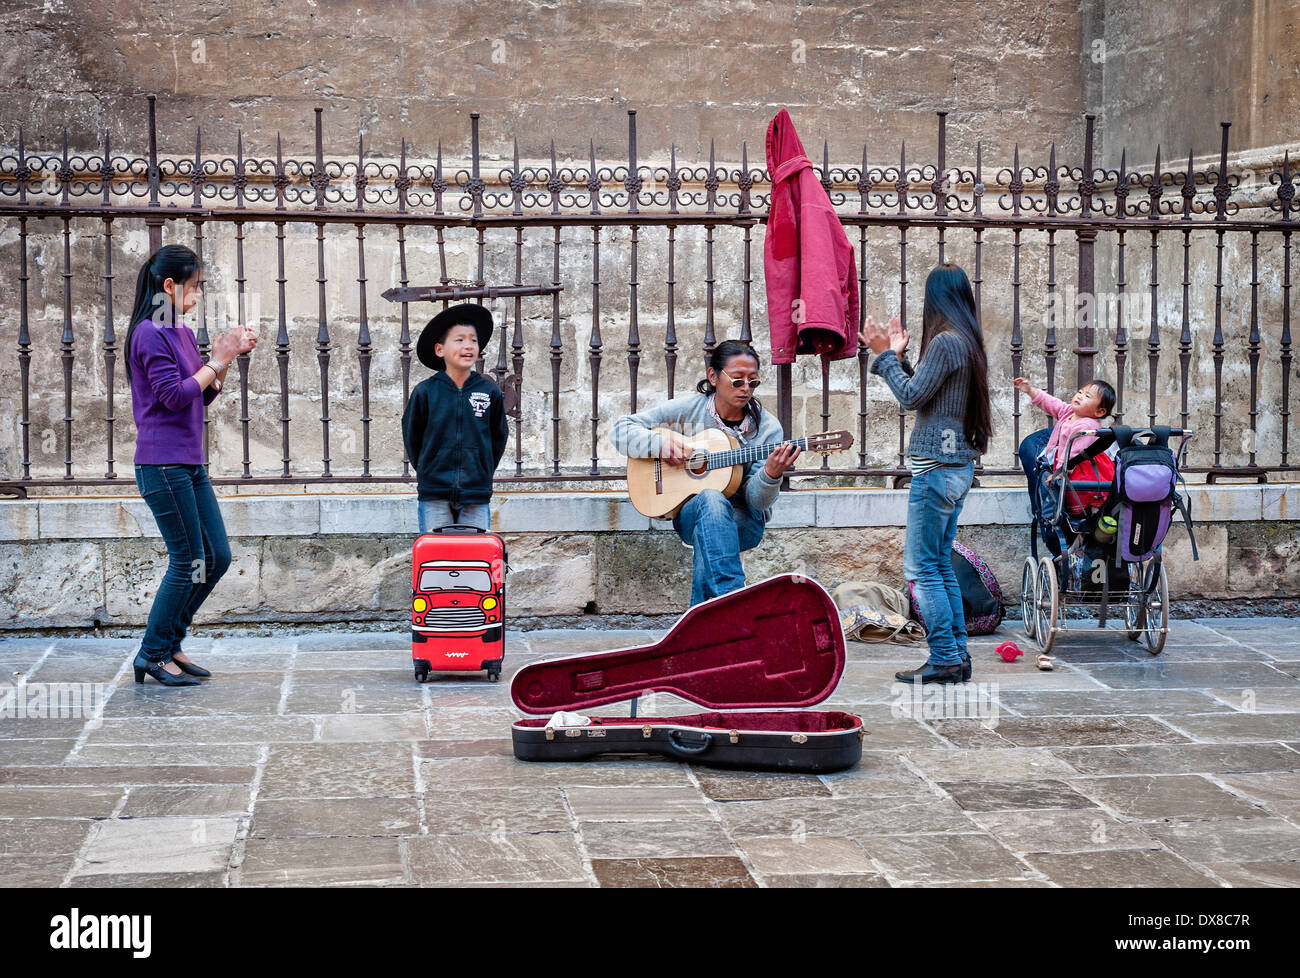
859, 315, 909, 356
212, 326, 258, 363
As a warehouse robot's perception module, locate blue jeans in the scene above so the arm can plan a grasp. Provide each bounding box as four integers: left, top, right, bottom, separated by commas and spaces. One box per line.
672, 489, 766, 606
135, 464, 232, 663
903, 462, 974, 666
418, 499, 490, 533
1019, 427, 1061, 556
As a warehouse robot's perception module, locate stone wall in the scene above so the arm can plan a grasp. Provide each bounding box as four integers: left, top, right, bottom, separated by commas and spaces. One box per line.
1099, 0, 1300, 163
2, 487, 1297, 630
3, 0, 1091, 164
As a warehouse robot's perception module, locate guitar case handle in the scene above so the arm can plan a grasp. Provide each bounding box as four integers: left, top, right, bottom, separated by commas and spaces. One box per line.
666, 730, 713, 756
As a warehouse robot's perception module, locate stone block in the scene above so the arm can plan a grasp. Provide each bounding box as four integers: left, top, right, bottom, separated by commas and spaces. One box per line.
39, 499, 148, 540
495, 492, 650, 533
101, 538, 261, 625
0, 541, 104, 627
505, 534, 597, 616
1186, 485, 1262, 523
814, 489, 907, 528
1262, 485, 1300, 522
0, 502, 39, 542
595, 531, 692, 615
766, 490, 816, 529
745, 527, 909, 593
219, 496, 319, 537
1227, 522, 1300, 596
958, 488, 1032, 527
1162, 523, 1227, 598
319, 494, 415, 536
78, 816, 239, 876
261, 535, 405, 616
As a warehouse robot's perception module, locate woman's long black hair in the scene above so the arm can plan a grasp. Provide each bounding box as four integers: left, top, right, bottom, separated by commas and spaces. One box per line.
918, 263, 993, 454
696, 339, 764, 424
123, 245, 202, 381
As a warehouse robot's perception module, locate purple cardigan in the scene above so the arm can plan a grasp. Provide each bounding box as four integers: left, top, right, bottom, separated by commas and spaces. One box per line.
129, 319, 220, 465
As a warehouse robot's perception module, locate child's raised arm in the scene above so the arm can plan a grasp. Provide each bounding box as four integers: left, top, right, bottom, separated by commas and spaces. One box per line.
1015, 377, 1071, 420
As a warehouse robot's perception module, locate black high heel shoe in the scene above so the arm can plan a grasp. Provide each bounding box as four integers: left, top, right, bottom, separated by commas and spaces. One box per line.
133, 653, 200, 687
172, 655, 211, 678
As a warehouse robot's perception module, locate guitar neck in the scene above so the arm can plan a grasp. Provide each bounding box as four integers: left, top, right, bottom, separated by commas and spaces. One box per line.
706, 437, 810, 472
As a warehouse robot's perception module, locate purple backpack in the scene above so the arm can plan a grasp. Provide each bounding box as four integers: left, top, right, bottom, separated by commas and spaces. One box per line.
908, 540, 1006, 636
1108, 427, 1197, 564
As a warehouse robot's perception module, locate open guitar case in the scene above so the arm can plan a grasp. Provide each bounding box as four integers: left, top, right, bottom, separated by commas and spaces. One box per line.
510, 575, 865, 773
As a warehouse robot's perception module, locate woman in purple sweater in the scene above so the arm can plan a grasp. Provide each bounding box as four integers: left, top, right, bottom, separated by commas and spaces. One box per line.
126, 245, 257, 686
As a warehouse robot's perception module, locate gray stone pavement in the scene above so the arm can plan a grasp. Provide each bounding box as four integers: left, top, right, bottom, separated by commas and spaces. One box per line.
1, 617, 1299, 887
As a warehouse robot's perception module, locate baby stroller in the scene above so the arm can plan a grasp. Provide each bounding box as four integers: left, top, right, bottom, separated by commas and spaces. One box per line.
1020, 425, 1198, 655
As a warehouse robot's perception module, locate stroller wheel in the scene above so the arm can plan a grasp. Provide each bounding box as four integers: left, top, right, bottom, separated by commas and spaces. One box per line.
1141, 561, 1169, 656
1034, 555, 1059, 654
1124, 561, 1146, 641
1021, 557, 1038, 641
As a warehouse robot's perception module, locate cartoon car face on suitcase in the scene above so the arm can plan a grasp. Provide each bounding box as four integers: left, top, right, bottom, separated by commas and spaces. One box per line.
411, 559, 503, 638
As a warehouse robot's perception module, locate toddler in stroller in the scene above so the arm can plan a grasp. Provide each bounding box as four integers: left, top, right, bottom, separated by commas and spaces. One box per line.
1016, 410, 1199, 655
1014, 375, 1116, 559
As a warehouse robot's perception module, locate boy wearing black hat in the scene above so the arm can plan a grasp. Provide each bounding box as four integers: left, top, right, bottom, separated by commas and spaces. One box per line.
403, 303, 509, 532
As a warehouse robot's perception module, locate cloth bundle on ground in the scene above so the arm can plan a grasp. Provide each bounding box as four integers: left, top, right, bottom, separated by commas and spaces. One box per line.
831, 580, 925, 644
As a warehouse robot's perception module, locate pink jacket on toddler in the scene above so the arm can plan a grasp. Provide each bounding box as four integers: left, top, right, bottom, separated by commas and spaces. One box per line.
1032, 389, 1102, 468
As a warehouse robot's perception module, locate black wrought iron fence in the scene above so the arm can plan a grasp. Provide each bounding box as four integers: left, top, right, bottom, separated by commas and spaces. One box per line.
0, 95, 1296, 495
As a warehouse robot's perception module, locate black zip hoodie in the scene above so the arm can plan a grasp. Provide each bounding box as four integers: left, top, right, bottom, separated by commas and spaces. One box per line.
402, 371, 509, 505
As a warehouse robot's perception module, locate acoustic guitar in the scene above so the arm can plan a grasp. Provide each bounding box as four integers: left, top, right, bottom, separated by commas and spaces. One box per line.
626, 427, 854, 519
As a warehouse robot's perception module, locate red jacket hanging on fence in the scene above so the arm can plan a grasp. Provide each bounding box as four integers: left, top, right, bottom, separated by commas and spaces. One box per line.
763, 108, 859, 364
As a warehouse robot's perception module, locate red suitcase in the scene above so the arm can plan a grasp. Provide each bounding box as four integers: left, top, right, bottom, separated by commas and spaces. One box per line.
411, 525, 506, 682
510, 575, 865, 773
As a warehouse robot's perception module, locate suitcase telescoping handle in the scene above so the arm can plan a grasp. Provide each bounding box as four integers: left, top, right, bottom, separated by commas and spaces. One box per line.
666, 729, 713, 756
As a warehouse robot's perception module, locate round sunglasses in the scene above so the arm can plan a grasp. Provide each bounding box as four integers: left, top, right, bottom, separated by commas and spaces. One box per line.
719, 368, 761, 390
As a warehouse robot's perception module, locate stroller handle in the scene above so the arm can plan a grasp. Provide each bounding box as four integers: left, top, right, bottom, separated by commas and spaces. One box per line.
1049, 427, 1197, 523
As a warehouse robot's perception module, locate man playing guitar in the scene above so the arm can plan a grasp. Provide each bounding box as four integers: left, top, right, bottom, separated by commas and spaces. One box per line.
612, 340, 801, 606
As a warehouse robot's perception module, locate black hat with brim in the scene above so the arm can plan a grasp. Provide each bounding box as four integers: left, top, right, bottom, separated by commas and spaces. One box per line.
416, 303, 494, 371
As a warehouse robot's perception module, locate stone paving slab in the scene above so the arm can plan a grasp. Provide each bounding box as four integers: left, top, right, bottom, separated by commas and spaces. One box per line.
405, 833, 586, 885
1068, 774, 1270, 820
75, 816, 240, 877
1, 616, 1298, 887
854, 833, 1034, 884
250, 797, 420, 838
590, 856, 757, 888
422, 788, 572, 835
239, 837, 404, 886
0, 787, 123, 818
0, 819, 96, 855
1, 740, 78, 765
1023, 849, 1219, 887
969, 809, 1159, 855
0, 854, 77, 885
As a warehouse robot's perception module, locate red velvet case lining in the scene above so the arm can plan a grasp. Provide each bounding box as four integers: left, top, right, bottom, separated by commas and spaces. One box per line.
511, 575, 846, 713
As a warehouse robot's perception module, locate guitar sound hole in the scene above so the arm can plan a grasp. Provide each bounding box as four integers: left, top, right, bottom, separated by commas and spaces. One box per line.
685, 452, 708, 476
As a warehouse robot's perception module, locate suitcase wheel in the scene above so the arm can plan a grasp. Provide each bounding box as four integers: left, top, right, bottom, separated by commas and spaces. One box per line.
414, 663, 430, 683
487, 668, 501, 683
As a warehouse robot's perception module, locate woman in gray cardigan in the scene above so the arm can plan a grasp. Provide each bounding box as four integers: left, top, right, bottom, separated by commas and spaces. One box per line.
613, 340, 800, 606
862, 265, 993, 685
